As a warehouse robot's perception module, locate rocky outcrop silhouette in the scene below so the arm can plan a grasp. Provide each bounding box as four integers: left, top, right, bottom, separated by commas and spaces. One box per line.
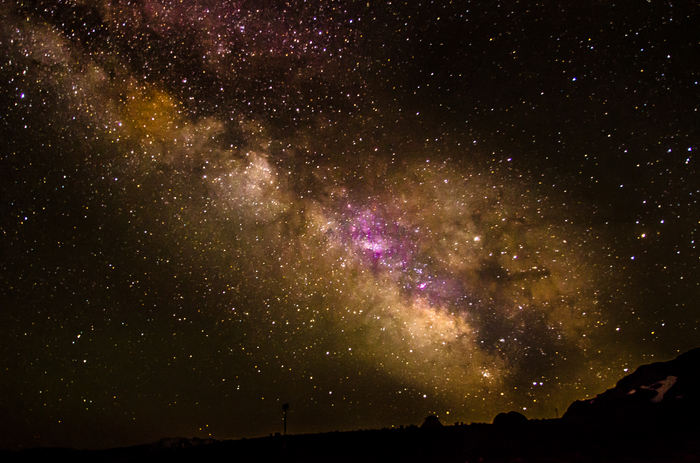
420, 415, 443, 428
563, 347, 700, 424
492, 410, 528, 428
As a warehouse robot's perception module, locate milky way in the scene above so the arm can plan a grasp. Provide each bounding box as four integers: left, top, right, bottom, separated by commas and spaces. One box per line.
1, 0, 698, 450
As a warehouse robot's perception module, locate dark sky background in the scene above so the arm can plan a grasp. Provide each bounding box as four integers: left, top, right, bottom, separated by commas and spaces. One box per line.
1, 0, 698, 451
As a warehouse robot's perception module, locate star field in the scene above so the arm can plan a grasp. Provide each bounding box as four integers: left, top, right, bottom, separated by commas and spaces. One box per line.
1, 0, 698, 451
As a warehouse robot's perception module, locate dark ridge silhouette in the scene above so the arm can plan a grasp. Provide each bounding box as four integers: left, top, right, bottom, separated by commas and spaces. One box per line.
148, 436, 217, 453
4, 347, 699, 462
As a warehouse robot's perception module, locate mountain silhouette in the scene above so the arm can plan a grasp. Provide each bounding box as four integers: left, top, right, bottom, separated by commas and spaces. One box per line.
563, 347, 700, 424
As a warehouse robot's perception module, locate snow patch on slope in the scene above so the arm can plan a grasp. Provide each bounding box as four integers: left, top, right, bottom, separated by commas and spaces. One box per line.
640, 375, 677, 403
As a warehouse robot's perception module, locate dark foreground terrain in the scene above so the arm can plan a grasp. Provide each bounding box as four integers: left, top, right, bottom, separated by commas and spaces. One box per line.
3, 417, 700, 463
4, 347, 700, 462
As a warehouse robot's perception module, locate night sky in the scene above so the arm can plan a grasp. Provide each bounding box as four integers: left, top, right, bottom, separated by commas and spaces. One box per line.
1, 0, 698, 451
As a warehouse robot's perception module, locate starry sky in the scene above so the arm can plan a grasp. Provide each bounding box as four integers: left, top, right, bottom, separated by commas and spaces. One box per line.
1, 0, 698, 451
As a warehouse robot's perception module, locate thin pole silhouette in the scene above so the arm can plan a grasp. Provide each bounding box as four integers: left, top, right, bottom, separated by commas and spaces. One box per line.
282, 403, 289, 435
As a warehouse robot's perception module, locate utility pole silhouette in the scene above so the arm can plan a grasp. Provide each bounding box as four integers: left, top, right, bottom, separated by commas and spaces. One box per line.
282, 403, 289, 435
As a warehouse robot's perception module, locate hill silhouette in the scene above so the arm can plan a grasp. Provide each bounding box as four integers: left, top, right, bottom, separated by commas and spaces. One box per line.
564, 346, 700, 426
3, 348, 699, 462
